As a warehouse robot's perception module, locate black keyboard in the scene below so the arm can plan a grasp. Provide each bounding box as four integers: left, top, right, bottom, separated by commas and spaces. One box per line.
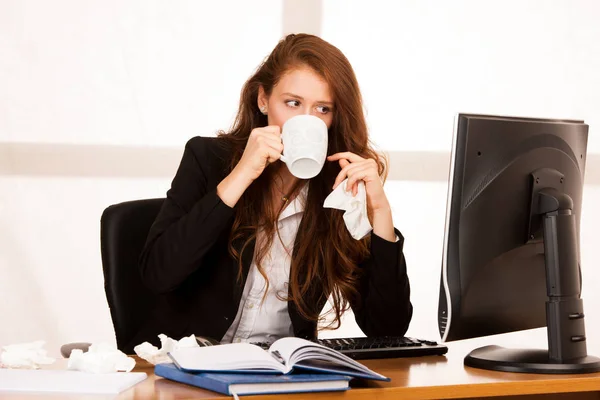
253, 336, 448, 360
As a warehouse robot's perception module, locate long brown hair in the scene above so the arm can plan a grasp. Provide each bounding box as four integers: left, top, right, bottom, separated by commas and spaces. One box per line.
217, 34, 386, 330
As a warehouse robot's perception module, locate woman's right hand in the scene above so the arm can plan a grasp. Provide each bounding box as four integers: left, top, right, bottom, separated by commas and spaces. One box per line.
234, 125, 284, 182
217, 126, 283, 208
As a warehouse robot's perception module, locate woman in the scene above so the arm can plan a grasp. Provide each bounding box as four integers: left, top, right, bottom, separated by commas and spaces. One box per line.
137, 34, 412, 349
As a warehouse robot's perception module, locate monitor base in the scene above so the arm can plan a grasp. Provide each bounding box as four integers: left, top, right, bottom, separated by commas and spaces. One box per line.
465, 345, 600, 374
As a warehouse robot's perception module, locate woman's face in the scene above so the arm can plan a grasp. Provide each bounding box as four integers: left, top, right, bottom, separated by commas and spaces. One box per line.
258, 66, 334, 130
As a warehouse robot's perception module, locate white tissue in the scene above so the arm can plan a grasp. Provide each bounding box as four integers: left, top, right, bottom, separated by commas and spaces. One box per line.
0, 340, 55, 369
67, 343, 135, 374
324, 179, 373, 240
134, 334, 199, 365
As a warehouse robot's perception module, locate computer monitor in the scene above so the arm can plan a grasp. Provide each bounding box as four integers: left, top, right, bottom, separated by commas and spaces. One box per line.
438, 113, 600, 374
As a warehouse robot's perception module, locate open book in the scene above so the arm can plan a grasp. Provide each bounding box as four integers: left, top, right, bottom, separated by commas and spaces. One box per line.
168, 337, 389, 381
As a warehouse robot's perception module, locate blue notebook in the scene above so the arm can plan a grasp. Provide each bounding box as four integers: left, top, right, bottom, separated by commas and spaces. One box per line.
155, 363, 351, 396
168, 337, 390, 381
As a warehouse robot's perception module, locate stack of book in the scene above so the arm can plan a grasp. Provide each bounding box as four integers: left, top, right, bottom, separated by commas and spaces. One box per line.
156, 337, 390, 396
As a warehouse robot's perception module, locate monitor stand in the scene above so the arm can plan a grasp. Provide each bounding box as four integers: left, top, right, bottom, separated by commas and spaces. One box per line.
465, 175, 600, 374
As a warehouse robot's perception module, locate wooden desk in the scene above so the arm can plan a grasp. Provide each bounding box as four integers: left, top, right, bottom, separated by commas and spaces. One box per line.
3, 340, 600, 400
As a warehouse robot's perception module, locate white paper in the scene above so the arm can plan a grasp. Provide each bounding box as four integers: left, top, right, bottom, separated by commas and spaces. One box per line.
324, 179, 372, 240
67, 343, 135, 373
134, 333, 199, 365
0, 341, 55, 369
0, 369, 147, 394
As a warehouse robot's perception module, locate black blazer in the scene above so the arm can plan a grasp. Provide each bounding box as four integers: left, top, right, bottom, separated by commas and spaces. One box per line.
135, 136, 412, 349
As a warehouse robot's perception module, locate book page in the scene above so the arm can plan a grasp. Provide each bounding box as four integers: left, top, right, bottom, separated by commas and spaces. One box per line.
269, 337, 358, 369
268, 337, 314, 364
169, 343, 286, 373
269, 337, 388, 380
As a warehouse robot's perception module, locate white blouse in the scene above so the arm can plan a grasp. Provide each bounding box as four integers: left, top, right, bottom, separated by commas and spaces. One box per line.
221, 185, 308, 344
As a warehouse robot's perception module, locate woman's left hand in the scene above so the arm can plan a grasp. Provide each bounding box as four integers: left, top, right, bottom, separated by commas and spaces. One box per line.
328, 152, 390, 214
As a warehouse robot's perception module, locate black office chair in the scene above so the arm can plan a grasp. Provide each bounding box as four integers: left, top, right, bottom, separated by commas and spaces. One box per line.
61, 198, 164, 357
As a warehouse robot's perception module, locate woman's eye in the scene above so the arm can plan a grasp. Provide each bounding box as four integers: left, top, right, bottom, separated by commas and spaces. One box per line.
285, 100, 300, 108
316, 105, 330, 114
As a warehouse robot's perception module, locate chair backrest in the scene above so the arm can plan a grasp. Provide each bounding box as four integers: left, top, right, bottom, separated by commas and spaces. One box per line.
100, 198, 164, 353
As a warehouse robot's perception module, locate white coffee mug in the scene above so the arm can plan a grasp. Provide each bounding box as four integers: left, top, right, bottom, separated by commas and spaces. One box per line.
280, 115, 329, 179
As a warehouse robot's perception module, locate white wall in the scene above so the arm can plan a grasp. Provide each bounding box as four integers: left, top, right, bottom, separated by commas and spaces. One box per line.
1, 0, 599, 356
1, 0, 283, 146
322, 0, 600, 153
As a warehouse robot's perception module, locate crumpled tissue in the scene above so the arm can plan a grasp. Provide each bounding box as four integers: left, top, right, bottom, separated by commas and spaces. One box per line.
324, 179, 372, 240
0, 340, 55, 369
67, 343, 135, 373
134, 334, 199, 365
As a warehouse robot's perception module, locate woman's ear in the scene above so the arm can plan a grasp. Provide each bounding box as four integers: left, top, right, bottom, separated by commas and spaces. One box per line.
257, 86, 268, 113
